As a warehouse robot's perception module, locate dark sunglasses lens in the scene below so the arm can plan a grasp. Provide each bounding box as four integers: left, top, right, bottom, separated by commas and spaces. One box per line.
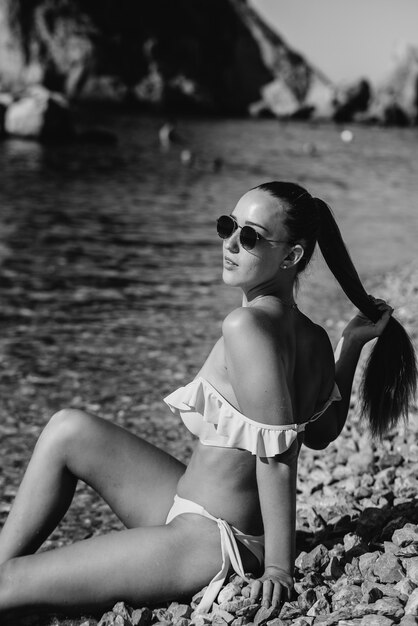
240, 226, 257, 250
217, 215, 235, 239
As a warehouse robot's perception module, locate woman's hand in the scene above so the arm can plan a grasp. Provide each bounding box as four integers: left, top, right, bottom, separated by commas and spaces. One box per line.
249, 566, 293, 609
342, 298, 393, 346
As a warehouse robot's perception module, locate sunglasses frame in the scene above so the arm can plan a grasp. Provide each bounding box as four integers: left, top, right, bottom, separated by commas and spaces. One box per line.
216, 214, 288, 251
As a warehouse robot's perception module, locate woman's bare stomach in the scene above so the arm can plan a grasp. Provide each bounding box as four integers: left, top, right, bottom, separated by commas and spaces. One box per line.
176, 442, 263, 535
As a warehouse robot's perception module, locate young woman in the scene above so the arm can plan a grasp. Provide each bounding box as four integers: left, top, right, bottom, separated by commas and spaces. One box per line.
0, 182, 415, 617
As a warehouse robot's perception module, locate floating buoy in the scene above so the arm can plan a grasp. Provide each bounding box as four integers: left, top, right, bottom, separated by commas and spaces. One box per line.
340, 129, 354, 143
180, 149, 194, 165
159, 122, 176, 150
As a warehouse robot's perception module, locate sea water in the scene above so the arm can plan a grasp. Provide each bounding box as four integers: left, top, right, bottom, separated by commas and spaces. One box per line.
1, 113, 417, 327
0, 113, 418, 479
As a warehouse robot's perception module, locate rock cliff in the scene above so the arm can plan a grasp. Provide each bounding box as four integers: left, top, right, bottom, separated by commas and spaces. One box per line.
0, 0, 334, 116
368, 43, 418, 125
332, 43, 418, 126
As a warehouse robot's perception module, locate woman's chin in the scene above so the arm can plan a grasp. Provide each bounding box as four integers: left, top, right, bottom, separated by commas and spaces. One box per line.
222, 269, 242, 288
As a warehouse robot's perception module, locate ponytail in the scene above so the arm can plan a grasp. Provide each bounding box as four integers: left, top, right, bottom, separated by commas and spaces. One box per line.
315, 198, 417, 438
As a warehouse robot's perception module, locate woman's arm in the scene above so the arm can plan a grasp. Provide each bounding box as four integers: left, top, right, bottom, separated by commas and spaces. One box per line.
222, 307, 293, 424
222, 307, 297, 608
304, 300, 393, 449
252, 443, 298, 608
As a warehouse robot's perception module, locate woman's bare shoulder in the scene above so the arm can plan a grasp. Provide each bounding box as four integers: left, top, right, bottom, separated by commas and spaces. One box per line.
222, 305, 274, 331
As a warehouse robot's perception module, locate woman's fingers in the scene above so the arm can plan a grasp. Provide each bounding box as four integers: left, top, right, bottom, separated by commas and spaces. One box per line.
366, 296, 394, 334
250, 577, 285, 609
262, 578, 273, 607
250, 579, 262, 603
368, 296, 394, 313
271, 580, 283, 608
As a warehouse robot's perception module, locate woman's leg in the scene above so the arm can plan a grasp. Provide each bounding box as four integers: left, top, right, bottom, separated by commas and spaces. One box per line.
0, 408, 185, 563
0, 513, 223, 614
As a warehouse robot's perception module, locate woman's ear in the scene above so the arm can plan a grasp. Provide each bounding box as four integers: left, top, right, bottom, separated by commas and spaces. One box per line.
280, 244, 304, 269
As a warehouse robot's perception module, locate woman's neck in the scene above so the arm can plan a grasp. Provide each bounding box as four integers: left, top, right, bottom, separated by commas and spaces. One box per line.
242, 280, 296, 309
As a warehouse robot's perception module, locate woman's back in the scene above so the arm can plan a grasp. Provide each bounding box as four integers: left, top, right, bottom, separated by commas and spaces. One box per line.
172, 301, 335, 532
197, 301, 334, 427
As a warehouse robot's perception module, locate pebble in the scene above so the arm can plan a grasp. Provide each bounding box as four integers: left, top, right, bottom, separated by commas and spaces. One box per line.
373, 597, 405, 618
297, 588, 317, 611
98, 613, 130, 626
392, 525, 418, 547
405, 588, 418, 615
359, 552, 381, 576
296, 544, 330, 571
373, 554, 405, 583
394, 578, 417, 598
399, 617, 418, 626
307, 596, 332, 616
191, 616, 213, 626
212, 608, 234, 624
333, 586, 363, 611
169, 603, 193, 621
344, 533, 366, 554
359, 616, 394, 626
217, 583, 242, 604
405, 558, 418, 583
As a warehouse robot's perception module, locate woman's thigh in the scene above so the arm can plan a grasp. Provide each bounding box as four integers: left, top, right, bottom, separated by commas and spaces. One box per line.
1, 515, 222, 613
46, 409, 186, 527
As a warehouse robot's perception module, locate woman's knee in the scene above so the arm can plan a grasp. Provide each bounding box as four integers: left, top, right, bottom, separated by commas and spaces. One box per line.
39, 408, 93, 459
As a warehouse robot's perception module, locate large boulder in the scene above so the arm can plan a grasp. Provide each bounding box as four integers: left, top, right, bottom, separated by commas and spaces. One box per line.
368, 42, 418, 125
4, 85, 73, 139
304, 72, 336, 120
333, 79, 372, 123
0, 0, 335, 116
251, 77, 300, 117
235, 0, 334, 119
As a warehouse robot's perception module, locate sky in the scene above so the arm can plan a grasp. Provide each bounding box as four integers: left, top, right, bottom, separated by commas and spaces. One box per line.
250, 0, 418, 86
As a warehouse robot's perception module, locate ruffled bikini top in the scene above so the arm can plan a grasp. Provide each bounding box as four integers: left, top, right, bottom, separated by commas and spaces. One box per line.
164, 376, 341, 458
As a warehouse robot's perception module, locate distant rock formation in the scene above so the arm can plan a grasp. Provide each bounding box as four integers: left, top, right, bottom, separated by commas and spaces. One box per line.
4, 84, 73, 139
235, 0, 335, 120
333, 79, 371, 123
328, 43, 418, 127
0, 0, 335, 117
2, 1, 417, 125
368, 43, 418, 125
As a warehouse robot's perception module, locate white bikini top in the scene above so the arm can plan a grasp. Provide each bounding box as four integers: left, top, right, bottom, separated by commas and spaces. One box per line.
164, 376, 341, 457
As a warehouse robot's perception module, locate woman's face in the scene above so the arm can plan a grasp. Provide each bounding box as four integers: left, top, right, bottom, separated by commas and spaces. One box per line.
221, 189, 290, 293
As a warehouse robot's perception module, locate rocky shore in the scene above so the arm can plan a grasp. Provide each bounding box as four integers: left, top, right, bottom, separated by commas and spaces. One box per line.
1, 260, 417, 626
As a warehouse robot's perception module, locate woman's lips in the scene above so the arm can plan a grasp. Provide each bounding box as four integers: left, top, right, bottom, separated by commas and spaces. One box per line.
224, 256, 238, 268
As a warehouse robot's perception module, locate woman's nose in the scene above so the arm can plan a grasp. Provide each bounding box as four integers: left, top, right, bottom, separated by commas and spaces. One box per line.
224, 229, 240, 252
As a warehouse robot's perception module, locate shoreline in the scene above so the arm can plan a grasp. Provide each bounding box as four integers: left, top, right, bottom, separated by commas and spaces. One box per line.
1, 260, 417, 626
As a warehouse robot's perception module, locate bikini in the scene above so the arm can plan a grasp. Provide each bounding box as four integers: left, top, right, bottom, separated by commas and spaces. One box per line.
163, 376, 341, 612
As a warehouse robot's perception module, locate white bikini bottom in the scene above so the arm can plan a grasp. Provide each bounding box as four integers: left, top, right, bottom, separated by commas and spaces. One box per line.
165, 494, 264, 613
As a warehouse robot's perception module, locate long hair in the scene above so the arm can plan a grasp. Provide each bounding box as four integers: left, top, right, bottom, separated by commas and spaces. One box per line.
256, 181, 417, 438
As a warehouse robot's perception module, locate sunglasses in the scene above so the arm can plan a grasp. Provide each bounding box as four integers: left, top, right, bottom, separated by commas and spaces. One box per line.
216, 214, 288, 251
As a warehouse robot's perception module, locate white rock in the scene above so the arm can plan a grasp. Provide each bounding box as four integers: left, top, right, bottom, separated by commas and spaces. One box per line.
4, 87, 71, 138
405, 588, 418, 615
